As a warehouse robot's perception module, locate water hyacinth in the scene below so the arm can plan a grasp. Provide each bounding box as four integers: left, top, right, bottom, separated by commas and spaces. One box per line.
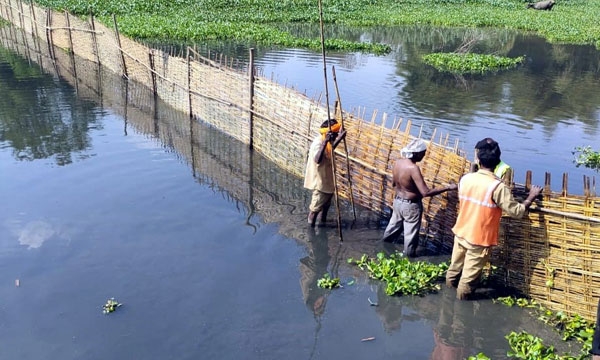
348, 252, 448, 296
422, 52, 525, 74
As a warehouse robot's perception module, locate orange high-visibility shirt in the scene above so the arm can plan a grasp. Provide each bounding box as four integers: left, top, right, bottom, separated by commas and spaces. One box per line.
452, 171, 503, 247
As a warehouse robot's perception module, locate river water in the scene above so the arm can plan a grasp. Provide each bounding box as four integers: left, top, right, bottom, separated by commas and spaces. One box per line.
189, 25, 600, 194
1, 24, 595, 359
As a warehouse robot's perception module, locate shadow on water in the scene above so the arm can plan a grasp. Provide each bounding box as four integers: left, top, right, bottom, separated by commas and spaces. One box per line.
0, 25, 588, 359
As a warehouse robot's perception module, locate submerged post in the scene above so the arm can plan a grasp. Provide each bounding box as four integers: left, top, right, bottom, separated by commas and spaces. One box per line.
248, 48, 255, 149
187, 47, 192, 118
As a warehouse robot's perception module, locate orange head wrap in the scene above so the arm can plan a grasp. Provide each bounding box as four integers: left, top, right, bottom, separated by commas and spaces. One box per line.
319, 120, 342, 153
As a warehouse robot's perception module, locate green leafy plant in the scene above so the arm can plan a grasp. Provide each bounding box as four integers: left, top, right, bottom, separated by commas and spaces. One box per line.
506, 331, 559, 359
573, 146, 600, 171
468, 353, 491, 360
422, 52, 524, 74
317, 273, 340, 289
102, 297, 122, 314
348, 252, 448, 296
496, 296, 595, 358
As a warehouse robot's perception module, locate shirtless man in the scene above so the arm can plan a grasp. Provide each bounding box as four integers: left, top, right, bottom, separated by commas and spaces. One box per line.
382, 138, 457, 257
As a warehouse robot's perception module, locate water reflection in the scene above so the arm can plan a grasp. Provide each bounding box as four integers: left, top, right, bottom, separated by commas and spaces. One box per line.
0, 47, 101, 165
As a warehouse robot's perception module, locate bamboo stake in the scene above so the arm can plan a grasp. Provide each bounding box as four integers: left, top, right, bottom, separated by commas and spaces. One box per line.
318, 0, 343, 241
248, 48, 255, 149
331, 65, 356, 221
112, 14, 128, 79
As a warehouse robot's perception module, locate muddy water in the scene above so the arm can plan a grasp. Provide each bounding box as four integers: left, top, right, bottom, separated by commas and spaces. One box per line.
0, 27, 588, 359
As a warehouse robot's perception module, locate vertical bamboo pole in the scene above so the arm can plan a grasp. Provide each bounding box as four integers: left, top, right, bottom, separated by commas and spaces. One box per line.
45, 8, 56, 66
65, 11, 78, 91
18, 0, 25, 31
318, 0, 343, 241
29, 1, 41, 54
561, 173, 569, 197
148, 50, 157, 96
331, 65, 356, 221
187, 46, 192, 118
90, 14, 100, 66
17, 0, 24, 29
112, 14, 128, 79
8, 0, 15, 27
248, 48, 255, 149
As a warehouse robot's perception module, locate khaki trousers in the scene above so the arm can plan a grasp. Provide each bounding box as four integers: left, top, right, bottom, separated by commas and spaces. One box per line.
445, 236, 491, 299
309, 189, 333, 213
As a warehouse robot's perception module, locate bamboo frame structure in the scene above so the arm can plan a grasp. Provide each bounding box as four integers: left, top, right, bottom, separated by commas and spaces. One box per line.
1, 0, 599, 321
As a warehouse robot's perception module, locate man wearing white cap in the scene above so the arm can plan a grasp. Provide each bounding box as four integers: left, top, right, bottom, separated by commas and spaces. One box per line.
382, 138, 457, 257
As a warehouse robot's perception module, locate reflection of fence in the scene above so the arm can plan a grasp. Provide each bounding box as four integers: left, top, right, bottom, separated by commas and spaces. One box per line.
2, 0, 600, 322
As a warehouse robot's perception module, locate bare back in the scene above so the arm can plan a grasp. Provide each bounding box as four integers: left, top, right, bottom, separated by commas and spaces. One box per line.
392, 158, 430, 200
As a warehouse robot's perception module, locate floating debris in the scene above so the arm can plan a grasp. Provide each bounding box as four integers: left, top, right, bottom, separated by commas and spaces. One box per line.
367, 297, 378, 306
102, 298, 122, 314
361, 337, 376, 342
15, 279, 20, 287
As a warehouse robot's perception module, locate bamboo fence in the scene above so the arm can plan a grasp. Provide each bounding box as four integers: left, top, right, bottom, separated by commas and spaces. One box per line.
1, 0, 600, 321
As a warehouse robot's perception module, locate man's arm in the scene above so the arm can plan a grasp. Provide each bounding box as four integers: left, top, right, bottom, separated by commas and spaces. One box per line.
412, 166, 457, 197
494, 184, 543, 218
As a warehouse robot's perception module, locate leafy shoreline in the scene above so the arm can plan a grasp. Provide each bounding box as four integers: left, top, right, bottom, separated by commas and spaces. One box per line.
33, 0, 600, 53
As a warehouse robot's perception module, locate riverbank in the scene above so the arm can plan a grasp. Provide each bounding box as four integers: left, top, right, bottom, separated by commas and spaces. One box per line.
34, 0, 600, 52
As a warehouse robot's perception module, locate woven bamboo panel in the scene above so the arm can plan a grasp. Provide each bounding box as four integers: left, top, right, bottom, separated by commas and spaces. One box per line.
2, 1, 599, 321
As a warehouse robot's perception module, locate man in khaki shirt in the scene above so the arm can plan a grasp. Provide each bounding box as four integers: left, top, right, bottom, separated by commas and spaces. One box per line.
304, 119, 346, 227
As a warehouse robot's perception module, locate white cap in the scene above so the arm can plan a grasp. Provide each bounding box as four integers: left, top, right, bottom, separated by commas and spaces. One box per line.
401, 138, 428, 158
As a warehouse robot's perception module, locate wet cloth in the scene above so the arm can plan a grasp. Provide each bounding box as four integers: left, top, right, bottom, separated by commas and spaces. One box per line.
381, 197, 423, 256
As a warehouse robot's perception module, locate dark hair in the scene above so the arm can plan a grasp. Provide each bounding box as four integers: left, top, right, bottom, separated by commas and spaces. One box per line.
475, 138, 501, 169
320, 119, 338, 128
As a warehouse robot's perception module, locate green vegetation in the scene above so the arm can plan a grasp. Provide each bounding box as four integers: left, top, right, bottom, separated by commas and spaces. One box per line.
494, 296, 594, 359
348, 252, 448, 296
573, 146, 600, 171
317, 273, 341, 289
422, 53, 524, 74
33, 0, 600, 54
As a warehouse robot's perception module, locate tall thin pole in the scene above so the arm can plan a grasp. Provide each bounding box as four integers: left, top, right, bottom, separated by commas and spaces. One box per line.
318, 0, 343, 241
332, 66, 356, 222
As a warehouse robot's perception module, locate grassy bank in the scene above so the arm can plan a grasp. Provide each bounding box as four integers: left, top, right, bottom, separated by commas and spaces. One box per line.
33, 0, 600, 53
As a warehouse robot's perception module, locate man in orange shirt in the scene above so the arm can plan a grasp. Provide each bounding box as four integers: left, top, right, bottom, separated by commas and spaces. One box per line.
446, 138, 542, 300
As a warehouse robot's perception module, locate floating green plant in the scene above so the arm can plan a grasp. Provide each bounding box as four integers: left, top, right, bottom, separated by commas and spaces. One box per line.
102, 297, 122, 314
33, 0, 600, 53
317, 273, 340, 289
495, 296, 595, 358
348, 252, 448, 296
422, 52, 525, 74
573, 146, 600, 171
